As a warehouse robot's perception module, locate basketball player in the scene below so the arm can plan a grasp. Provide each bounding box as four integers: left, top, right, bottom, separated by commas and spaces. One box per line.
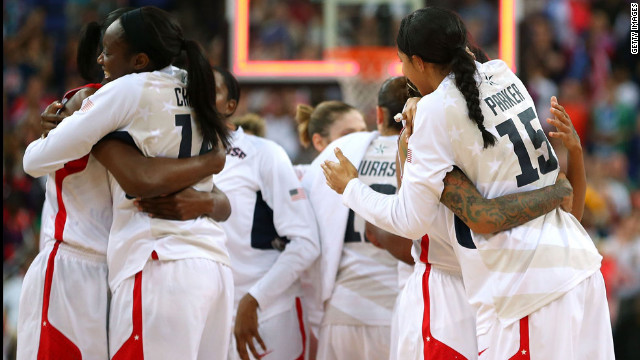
293, 101, 368, 179
217, 68, 319, 360
390, 92, 588, 360
18, 8, 230, 360
137, 67, 320, 360
300, 78, 411, 360
212, 67, 319, 360
23, 7, 234, 359
309, 76, 574, 359
323, 7, 613, 359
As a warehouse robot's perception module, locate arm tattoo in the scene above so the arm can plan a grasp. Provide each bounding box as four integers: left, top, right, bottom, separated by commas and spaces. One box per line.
441, 168, 570, 233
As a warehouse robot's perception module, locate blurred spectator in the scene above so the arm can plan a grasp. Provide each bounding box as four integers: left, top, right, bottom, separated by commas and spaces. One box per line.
519, 12, 566, 130
458, 0, 498, 50
590, 79, 636, 155
262, 88, 302, 160
558, 78, 590, 142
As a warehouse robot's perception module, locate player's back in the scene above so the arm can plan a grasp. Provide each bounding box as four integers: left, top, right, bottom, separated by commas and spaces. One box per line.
428, 59, 602, 325
106, 66, 228, 290
40, 155, 112, 254
40, 84, 112, 254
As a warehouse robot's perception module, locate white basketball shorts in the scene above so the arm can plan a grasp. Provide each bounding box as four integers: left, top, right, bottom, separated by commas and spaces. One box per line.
390, 262, 478, 360
17, 240, 109, 360
109, 255, 234, 360
478, 271, 614, 360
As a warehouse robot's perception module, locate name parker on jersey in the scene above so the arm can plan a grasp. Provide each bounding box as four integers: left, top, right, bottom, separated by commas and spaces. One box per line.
483, 83, 526, 116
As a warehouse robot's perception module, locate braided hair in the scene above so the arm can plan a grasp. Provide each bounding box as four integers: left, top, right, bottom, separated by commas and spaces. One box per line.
397, 7, 496, 148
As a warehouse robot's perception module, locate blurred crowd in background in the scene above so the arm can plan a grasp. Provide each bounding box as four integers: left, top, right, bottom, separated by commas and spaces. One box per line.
3, 0, 639, 358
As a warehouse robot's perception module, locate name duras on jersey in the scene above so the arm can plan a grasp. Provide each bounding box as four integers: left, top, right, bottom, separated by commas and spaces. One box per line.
483, 83, 526, 116
358, 160, 396, 177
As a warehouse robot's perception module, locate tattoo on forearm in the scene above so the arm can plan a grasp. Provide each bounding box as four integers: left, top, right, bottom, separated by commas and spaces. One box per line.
441, 169, 570, 233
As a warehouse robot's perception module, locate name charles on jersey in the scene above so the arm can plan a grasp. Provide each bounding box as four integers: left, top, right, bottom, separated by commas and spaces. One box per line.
174, 87, 190, 107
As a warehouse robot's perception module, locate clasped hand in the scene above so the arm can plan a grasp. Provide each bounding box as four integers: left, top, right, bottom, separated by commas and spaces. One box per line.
321, 148, 358, 194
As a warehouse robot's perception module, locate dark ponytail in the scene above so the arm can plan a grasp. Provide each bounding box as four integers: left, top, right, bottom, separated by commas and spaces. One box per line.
397, 7, 496, 148
118, 7, 230, 150
77, 21, 103, 83
450, 47, 496, 148
77, 8, 133, 83
183, 39, 231, 149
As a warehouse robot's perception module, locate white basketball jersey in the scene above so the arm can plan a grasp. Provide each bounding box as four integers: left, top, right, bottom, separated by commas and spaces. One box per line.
38, 155, 112, 254
26, 85, 112, 255
23, 66, 229, 290
214, 128, 319, 319
342, 60, 602, 327
323, 136, 402, 326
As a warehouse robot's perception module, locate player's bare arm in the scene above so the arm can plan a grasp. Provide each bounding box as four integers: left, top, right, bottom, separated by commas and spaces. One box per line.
92, 138, 225, 198
41, 95, 227, 199
40, 88, 101, 138
547, 95, 586, 220
441, 169, 573, 234
399, 133, 573, 235
365, 221, 414, 265
395, 98, 576, 234
326, 144, 572, 235
135, 185, 231, 222
234, 294, 268, 360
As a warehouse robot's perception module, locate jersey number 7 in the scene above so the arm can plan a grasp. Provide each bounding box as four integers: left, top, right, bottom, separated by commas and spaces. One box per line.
495, 107, 558, 187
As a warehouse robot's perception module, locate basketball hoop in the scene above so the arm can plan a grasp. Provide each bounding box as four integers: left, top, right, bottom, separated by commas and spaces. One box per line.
325, 46, 401, 120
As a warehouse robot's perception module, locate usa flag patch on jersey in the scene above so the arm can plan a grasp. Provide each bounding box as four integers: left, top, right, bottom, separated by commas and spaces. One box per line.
407, 148, 413, 163
289, 188, 306, 201
80, 98, 95, 112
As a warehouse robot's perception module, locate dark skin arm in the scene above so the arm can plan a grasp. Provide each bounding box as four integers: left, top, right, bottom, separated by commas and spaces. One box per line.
42, 94, 227, 201
547, 96, 585, 220
41, 88, 100, 138
397, 128, 573, 234
365, 221, 414, 265
234, 294, 268, 360
441, 169, 571, 234
135, 185, 231, 222
91, 138, 225, 199
323, 145, 573, 234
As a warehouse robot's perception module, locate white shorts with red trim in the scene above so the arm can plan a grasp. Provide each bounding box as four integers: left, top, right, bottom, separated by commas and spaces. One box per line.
478, 271, 614, 360
228, 297, 309, 360
390, 263, 477, 360
109, 256, 234, 360
316, 324, 391, 360
17, 241, 109, 360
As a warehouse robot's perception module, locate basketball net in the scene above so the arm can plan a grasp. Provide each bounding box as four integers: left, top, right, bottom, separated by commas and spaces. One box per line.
326, 47, 401, 120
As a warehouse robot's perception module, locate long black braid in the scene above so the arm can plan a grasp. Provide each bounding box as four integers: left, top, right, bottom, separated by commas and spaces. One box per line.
396, 7, 496, 148
450, 47, 496, 147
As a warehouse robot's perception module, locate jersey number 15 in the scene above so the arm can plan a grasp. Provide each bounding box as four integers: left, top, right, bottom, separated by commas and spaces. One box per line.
495, 107, 558, 187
